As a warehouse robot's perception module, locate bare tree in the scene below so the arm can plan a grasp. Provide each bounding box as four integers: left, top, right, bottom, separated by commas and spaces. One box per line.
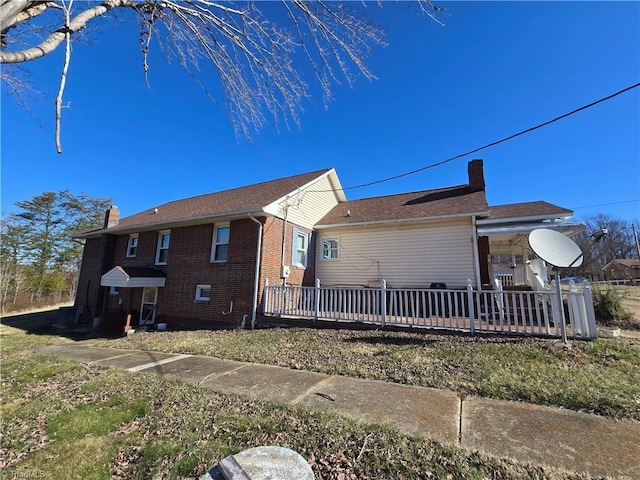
1, 0, 441, 152
573, 214, 638, 280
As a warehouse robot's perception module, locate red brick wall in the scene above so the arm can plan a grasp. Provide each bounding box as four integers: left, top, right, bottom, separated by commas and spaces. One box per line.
77, 215, 315, 329
74, 237, 102, 319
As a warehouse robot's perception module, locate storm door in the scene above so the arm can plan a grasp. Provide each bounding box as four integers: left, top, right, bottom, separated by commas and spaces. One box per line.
140, 287, 158, 325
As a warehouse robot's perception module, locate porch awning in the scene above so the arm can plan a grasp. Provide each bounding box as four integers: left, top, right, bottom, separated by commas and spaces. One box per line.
101, 266, 166, 288
476, 221, 585, 237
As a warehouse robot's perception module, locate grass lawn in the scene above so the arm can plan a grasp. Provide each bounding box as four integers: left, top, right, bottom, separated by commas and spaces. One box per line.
1, 314, 594, 479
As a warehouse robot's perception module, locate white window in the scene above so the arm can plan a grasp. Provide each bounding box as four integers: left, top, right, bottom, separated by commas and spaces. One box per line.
211, 224, 230, 262
322, 238, 340, 260
155, 230, 170, 265
195, 284, 211, 301
126, 234, 139, 258
293, 229, 309, 267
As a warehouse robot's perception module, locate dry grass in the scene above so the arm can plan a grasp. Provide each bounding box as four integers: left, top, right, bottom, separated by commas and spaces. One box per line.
1, 316, 589, 479
92, 324, 640, 422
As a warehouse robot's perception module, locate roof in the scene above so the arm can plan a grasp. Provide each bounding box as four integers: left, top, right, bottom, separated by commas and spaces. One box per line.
476, 201, 582, 239
482, 201, 573, 223
315, 184, 489, 228
77, 169, 335, 238
100, 266, 167, 288
602, 259, 640, 269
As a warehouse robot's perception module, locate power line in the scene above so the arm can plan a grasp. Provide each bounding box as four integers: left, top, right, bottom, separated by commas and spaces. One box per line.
338, 82, 640, 192
571, 199, 640, 211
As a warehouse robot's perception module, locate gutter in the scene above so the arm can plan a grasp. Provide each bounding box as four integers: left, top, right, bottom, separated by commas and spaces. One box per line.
247, 214, 263, 329
314, 210, 490, 230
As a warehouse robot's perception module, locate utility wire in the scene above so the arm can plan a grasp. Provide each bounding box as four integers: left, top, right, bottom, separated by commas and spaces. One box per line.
571, 199, 640, 211
339, 82, 640, 192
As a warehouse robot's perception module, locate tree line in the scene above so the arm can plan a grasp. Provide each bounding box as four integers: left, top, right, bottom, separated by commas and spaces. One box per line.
1, 191, 112, 313
572, 214, 640, 281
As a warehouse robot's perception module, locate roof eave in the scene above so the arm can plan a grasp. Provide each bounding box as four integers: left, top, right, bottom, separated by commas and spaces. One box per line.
315, 210, 488, 229
477, 212, 574, 225
76, 207, 273, 238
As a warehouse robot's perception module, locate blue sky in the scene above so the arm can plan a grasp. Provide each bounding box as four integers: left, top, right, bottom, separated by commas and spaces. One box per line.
2, 1, 639, 224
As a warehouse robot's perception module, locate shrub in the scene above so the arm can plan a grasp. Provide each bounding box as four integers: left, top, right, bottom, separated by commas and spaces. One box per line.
592, 287, 635, 329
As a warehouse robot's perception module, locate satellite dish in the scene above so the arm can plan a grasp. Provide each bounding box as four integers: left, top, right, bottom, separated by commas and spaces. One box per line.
528, 228, 583, 268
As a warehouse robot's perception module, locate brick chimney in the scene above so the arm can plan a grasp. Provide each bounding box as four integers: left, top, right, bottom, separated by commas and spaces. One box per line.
468, 159, 485, 190
103, 205, 120, 229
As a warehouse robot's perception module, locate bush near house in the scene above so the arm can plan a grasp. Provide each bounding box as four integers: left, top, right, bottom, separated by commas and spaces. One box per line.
592, 286, 639, 330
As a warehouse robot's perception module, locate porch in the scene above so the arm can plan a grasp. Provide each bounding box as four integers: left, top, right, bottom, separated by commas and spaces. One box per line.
263, 279, 598, 339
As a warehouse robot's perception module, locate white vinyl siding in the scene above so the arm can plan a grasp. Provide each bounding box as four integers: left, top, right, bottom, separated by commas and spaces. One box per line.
277, 176, 341, 229
315, 219, 476, 288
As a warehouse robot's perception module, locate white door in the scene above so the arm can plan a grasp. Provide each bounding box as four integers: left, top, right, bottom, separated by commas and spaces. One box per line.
140, 287, 158, 325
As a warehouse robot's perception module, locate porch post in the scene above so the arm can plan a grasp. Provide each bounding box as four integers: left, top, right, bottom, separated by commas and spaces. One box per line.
467, 279, 475, 335
314, 278, 320, 321
381, 279, 387, 328
582, 280, 598, 339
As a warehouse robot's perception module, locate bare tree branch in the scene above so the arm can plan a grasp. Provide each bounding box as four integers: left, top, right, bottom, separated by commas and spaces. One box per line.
1, 0, 442, 147
54, 0, 71, 153
0, 0, 136, 63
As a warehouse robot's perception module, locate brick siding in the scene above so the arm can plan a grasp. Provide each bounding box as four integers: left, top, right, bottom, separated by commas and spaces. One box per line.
78, 216, 315, 330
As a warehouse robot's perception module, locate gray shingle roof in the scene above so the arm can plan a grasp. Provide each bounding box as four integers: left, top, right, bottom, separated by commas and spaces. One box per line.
486, 201, 573, 221
316, 184, 489, 227
80, 169, 331, 236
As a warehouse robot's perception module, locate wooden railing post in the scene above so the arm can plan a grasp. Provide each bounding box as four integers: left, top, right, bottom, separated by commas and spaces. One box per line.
582, 280, 597, 339
263, 278, 269, 315
381, 279, 387, 327
467, 279, 475, 335
314, 278, 320, 321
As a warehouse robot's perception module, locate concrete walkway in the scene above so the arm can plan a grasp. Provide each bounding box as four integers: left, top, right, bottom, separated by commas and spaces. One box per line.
41, 343, 640, 478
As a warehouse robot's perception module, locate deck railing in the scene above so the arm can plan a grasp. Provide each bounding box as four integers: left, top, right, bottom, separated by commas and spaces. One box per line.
262, 279, 597, 339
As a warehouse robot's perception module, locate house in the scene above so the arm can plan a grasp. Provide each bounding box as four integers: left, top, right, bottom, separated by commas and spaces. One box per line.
602, 259, 640, 283
74, 159, 583, 331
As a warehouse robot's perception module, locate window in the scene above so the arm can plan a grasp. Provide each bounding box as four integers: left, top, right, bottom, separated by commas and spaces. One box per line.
322, 238, 340, 260
211, 224, 230, 262
126, 234, 139, 258
195, 284, 211, 301
155, 230, 170, 265
109, 286, 119, 296
293, 229, 309, 267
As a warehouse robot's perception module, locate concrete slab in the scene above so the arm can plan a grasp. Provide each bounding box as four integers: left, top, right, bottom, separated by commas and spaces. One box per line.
151, 356, 247, 385
200, 364, 331, 404
93, 351, 180, 369
461, 396, 640, 478
296, 375, 460, 445
40, 345, 137, 363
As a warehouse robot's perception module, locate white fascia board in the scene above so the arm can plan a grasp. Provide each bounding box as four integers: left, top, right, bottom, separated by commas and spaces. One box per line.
315, 210, 486, 229
476, 212, 574, 225
476, 221, 585, 236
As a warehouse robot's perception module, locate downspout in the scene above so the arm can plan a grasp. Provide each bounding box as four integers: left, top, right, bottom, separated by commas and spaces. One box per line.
280, 201, 289, 286
471, 216, 482, 290
248, 213, 263, 329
